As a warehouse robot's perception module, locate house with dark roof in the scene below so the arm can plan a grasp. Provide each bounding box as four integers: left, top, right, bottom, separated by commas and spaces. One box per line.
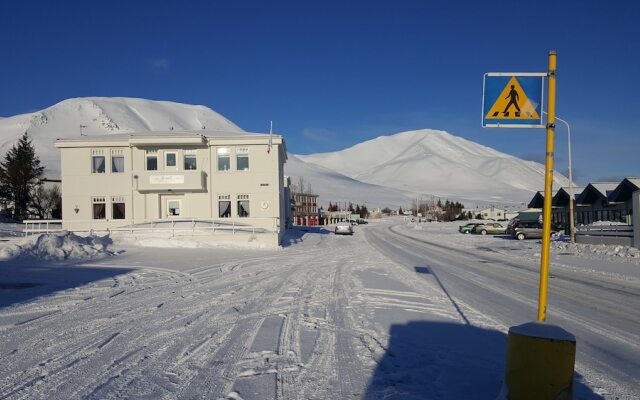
551, 186, 585, 232
608, 178, 640, 224
527, 190, 557, 209
574, 182, 626, 225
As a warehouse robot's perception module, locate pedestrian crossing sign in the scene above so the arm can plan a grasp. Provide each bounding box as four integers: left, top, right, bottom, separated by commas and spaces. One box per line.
482, 73, 546, 128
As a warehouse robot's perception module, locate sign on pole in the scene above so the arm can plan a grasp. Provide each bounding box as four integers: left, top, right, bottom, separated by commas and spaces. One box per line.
482, 73, 546, 128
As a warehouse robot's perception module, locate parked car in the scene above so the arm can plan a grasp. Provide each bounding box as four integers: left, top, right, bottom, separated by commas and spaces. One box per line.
334, 222, 354, 235
511, 221, 558, 240
459, 222, 483, 234
505, 218, 520, 235
471, 222, 506, 235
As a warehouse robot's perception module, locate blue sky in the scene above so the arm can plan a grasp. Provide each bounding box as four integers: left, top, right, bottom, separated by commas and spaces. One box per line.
1, 0, 639, 184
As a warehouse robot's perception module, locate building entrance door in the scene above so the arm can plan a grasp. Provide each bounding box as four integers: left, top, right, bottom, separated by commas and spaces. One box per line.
160, 195, 184, 218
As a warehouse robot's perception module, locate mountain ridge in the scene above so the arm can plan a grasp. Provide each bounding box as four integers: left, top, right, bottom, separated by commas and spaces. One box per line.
296, 129, 568, 204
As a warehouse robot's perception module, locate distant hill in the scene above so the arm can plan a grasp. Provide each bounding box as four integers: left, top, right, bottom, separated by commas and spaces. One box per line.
297, 129, 569, 205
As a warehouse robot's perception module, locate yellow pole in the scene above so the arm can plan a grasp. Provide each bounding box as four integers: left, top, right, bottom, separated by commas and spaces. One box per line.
538, 51, 557, 322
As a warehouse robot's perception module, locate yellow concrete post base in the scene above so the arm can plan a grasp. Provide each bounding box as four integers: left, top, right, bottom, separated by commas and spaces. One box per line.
502, 322, 576, 400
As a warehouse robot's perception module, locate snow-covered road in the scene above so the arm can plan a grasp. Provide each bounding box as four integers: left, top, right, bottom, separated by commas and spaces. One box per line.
0, 220, 638, 399
366, 222, 640, 399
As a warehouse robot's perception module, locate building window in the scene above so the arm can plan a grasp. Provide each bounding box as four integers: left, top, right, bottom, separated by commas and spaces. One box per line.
236, 147, 249, 171
218, 194, 231, 218
217, 148, 230, 171
92, 196, 106, 219
237, 194, 250, 217
165, 151, 177, 168
91, 150, 105, 173
167, 200, 181, 217
112, 196, 126, 219
111, 149, 124, 173
184, 150, 197, 170
146, 150, 158, 171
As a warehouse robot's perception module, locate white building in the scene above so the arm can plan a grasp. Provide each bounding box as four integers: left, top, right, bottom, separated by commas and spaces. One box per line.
54, 131, 288, 246
478, 206, 508, 220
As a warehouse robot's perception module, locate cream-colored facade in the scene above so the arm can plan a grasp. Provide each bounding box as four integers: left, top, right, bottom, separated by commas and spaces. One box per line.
55, 131, 288, 244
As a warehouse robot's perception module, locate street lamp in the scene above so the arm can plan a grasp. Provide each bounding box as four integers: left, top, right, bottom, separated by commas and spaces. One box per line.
543, 111, 575, 243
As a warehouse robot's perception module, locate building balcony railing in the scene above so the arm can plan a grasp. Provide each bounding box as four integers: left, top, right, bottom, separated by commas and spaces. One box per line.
133, 170, 206, 192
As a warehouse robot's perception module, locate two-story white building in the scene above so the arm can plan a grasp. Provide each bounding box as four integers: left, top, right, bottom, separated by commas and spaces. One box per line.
54, 130, 288, 246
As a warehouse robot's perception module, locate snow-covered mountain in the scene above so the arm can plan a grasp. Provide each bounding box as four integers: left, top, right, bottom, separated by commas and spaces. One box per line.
286, 154, 417, 208
297, 129, 569, 205
0, 97, 243, 177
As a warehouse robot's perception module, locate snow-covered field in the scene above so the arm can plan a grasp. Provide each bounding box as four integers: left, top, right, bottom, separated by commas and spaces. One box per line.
0, 219, 638, 399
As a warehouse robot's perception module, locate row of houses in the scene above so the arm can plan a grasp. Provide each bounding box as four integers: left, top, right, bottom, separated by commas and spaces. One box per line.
527, 178, 640, 228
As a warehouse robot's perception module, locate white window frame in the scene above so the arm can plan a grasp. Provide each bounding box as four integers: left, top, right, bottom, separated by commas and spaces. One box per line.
165, 151, 178, 170
184, 149, 197, 170
111, 196, 126, 219
146, 150, 158, 171
237, 194, 250, 218
92, 196, 106, 220
111, 149, 125, 173
236, 147, 249, 171
91, 149, 105, 174
218, 194, 231, 218
217, 148, 231, 171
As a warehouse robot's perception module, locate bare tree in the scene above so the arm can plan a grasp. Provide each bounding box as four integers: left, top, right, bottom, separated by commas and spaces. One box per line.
292, 176, 313, 194
30, 184, 61, 219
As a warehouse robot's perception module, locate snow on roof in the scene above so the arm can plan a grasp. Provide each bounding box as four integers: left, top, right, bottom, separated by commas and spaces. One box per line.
608, 178, 640, 202
510, 322, 576, 342
624, 177, 640, 188
589, 182, 619, 197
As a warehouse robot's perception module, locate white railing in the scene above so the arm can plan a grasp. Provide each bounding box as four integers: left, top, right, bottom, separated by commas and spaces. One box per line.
23, 217, 279, 237
575, 224, 633, 238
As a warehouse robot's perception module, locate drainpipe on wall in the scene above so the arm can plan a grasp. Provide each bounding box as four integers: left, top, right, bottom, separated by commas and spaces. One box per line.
130, 141, 134, 226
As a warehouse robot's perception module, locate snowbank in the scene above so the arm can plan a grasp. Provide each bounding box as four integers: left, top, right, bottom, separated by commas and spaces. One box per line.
552, 240, 640, 259
111, 232, 280, 250
0, 231, 117, 261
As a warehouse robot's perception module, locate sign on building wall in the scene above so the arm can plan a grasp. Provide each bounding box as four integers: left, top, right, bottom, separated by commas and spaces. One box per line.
150, 175, 185, 185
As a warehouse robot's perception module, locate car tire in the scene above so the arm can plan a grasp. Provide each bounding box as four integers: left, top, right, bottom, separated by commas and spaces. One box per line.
516, 232, 525, 240
481, 230, 487, 235
464, 231, 470, 234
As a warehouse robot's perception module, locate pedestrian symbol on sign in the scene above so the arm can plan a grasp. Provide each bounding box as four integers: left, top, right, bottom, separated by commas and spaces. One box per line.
501, 85, 521, 117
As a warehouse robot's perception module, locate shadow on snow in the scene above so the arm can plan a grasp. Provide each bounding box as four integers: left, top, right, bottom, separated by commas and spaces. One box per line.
363, 320, 605, 400
280, 226, 331, 247
0, 258, 133, 310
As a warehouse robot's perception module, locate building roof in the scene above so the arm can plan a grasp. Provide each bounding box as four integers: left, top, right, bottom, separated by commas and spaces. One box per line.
575, 182, 619, 205
608, 177, 640, 202
552, 186, 584, 206
54, 130, 287, 159
527, 190, 558, 208
56, 129, 278, 141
